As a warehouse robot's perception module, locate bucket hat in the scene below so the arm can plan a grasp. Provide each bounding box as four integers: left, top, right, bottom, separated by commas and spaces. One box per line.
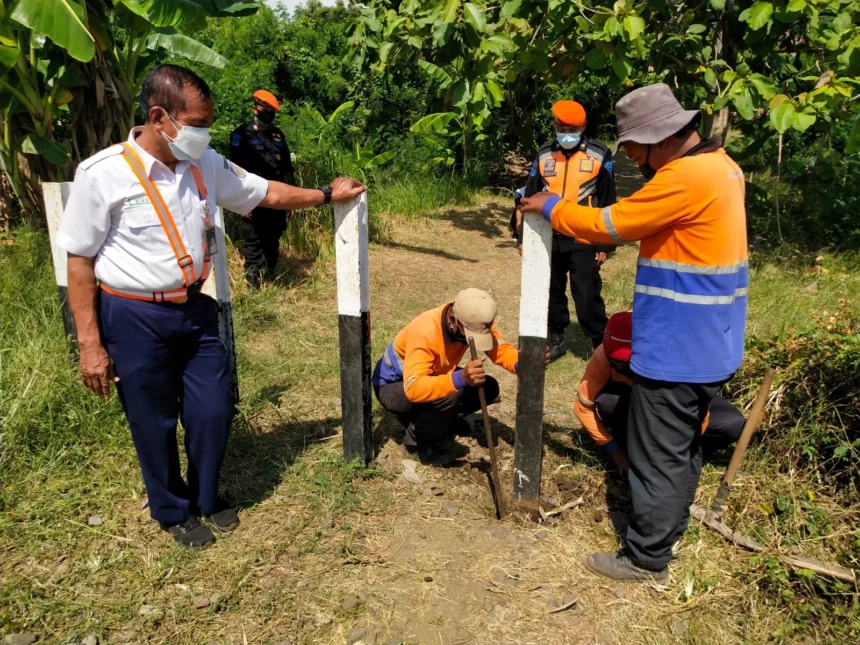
614, 84, 699, 152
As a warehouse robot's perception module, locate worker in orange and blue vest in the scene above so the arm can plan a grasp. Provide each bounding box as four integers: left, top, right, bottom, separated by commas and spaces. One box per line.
58, 65, 364, 548
372, 288, 548, 465
520, 84, 748, 583
230, 89, 296, 288
575, 311, 744, 472
512, 100, 617, 361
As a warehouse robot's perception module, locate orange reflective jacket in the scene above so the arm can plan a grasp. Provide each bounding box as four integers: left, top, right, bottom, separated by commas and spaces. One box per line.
371, 304, 519, 403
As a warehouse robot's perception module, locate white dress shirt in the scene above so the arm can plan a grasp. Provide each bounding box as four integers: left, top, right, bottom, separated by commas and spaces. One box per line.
57, 128, 269, 293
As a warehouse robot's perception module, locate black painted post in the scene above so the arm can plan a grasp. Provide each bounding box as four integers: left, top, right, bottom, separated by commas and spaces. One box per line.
43, 183, 78, 351
334, 193, 373, 464
201, 206, 240, 408
513, 211, 553, 518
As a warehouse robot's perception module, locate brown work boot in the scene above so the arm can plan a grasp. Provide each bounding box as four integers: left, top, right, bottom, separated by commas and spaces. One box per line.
585, 551, 669, 583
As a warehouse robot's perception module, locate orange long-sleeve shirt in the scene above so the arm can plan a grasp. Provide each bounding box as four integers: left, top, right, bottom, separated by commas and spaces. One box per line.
574, 345, 709, 447
375, 303, 519, 403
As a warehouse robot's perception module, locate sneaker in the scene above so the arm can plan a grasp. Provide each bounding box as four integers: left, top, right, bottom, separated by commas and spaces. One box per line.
584, 551, 668, 583
160, 516, 215, 548
548, 330, 566, 363
204, 506, 239, 533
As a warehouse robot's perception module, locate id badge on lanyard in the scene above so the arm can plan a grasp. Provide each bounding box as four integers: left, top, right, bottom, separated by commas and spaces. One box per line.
201, 198, 218, 256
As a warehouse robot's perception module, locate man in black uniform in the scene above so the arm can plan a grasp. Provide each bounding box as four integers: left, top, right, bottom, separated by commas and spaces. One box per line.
230, 89, 296, 287
512, 100, 617, 361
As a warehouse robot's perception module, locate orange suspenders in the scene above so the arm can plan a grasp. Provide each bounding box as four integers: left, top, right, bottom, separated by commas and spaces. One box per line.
101, 143, 212, 303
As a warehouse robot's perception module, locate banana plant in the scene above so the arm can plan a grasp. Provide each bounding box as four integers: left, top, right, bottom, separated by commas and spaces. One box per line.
350, 140, 396, 182
0, 0, 257, 218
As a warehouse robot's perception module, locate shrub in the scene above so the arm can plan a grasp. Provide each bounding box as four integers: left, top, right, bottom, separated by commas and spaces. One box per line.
728, 303, 860, 488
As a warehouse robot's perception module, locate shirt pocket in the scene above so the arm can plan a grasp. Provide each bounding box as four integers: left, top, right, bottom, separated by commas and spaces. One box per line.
122, 208, 162, 248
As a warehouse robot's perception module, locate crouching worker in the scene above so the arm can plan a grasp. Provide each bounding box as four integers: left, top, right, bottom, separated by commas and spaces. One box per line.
372, 289, 521, 464
575, 312, 745, 472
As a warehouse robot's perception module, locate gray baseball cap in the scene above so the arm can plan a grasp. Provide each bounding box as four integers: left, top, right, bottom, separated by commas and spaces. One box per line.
613, 84, 700, 153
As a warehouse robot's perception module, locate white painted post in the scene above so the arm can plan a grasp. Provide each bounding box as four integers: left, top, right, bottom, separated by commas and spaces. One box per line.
334, 192, 372, 464
201, 206, 239, 407
513, 211, 553, 516
42, 182, 77, 347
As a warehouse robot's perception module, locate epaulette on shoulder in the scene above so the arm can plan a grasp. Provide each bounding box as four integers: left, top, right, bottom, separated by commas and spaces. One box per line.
584, 139, 611, 161
78, 144, 124, 171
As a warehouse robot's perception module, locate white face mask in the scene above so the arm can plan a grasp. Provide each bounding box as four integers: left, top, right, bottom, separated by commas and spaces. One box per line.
556, 131, 582, 150
161, 111, 211, 161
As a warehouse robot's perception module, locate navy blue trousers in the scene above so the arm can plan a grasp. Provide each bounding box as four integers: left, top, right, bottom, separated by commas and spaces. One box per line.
99, 291, 233, 525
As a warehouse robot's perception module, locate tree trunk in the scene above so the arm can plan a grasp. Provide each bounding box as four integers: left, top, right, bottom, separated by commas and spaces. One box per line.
706, 0, 739, 144
462, 113, 471, 175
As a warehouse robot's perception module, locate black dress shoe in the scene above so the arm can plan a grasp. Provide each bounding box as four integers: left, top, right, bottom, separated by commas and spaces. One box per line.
548, 330, 566, 363
159, 516, 215, 547
204, 506, 239, 533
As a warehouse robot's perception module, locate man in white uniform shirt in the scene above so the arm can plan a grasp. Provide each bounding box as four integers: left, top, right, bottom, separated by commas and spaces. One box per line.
57, 65, 364, 547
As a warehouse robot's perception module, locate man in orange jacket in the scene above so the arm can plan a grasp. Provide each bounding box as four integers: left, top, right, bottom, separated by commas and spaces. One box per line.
521, 84, 748, 582
575, 312, 744, 472
372, 289, 543, 463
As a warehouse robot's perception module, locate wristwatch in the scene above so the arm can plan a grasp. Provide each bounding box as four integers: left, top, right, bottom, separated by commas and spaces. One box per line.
318, 185, 332, 205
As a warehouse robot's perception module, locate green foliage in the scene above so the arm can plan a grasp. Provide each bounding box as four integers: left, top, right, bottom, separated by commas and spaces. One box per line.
730, 303, 860, 485
0, 0, 256, 221
735, 118, 860, 249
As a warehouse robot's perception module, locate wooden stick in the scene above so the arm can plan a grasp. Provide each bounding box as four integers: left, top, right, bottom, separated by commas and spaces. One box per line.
709, 368, 777, 517
539, 496, 584, 520
782, 556, 857, 585
469, 337, 504, 519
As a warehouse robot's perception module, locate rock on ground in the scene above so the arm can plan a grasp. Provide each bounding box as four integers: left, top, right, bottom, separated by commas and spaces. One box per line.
81, 635, 98, 645
346, 626, 365, 644
442, 501, 460, 516
87, 516, 103, 527
192, 595, 211, 609
5, 635, 38, 645
341, 594, 363, 611
138, 604, 157, 616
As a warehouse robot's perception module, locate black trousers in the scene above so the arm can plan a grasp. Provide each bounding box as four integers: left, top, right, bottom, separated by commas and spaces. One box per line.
624, 375, 728, 571
595, 383, 744, 453
549, 247, 608, 348
241, 209, 287, 285
375, 374, 500, 450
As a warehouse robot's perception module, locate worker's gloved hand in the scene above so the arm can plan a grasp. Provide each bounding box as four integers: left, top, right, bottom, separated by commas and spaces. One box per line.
462, 358, 487, 386
519, 191, 555, 214
331, 177, 367, 202
595, 251, 607, 266
611, 451, 630, 472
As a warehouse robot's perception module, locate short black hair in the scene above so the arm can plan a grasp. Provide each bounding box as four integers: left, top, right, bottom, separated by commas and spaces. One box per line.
139, 64, 212, 122
673, 113, 702, 138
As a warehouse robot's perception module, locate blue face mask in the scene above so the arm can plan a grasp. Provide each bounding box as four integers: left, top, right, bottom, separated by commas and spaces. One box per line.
556, 132, 582, 149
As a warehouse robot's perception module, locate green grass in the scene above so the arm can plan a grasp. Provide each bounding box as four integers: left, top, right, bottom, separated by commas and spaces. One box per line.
371, 174, 480, 219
